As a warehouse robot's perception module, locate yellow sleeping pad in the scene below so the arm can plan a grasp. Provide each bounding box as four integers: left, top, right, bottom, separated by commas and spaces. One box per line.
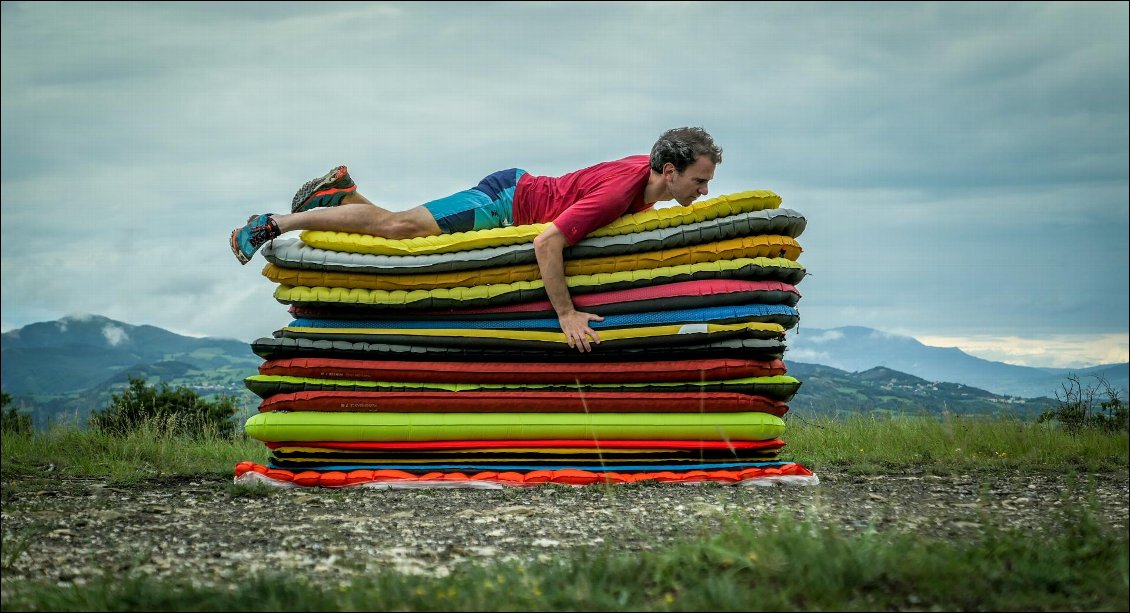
273, 257, 807, 308
262, 235, 801, 290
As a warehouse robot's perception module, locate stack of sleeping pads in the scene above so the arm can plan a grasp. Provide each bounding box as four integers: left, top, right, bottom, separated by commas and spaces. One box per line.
234, 189, 819, 488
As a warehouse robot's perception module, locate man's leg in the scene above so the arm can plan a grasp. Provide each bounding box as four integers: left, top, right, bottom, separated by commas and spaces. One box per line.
274, 200, 441, 238
229, 166, 522, 265
285, 165, 440, 238
230, 196, 442, 265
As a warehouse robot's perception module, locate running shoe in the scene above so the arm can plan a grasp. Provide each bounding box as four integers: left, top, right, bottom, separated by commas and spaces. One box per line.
291, 165, 356, 213
229, 213, 280, 265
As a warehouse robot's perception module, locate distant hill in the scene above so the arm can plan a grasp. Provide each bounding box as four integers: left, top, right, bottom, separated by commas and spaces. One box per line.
1, 314, 259, 394
787, 326, 1128, 399
1, 315, 261, 426
785, 362, 1055, 418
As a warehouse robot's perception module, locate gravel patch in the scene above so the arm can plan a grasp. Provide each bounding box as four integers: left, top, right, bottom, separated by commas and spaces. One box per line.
2, 468, 1127, 590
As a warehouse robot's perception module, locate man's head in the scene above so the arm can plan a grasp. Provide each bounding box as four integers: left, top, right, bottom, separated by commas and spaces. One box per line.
649, 127, 722, 173
650, 127, 722, 206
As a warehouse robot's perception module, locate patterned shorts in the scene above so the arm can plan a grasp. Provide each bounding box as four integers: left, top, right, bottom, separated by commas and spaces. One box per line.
422, 168, 527, 233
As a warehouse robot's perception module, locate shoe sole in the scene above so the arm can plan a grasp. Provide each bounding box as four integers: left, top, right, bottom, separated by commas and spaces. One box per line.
229, 229, 251, 265
291, 165, 355, 213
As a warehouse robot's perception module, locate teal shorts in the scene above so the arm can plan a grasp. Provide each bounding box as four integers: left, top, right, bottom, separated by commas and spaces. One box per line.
423, 168, 526, 233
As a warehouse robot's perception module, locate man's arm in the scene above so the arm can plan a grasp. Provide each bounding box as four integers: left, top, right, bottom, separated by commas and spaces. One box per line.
532, 223, 603, 353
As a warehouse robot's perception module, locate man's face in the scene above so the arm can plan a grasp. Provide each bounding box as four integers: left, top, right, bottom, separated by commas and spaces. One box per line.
667, 155, 716, 206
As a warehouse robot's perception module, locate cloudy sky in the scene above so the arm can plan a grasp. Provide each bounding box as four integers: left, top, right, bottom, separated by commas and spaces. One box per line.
2, 1, 1127, 368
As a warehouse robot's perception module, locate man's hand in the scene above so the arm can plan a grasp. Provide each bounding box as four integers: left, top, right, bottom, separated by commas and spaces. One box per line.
559, 310, 604, 352
533, 223, 603, 354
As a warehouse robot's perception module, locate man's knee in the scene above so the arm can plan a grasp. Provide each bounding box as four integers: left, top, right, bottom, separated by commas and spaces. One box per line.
380, 208, 441, 238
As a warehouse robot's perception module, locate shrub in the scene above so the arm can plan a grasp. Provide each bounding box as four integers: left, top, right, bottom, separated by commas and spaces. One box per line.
89, 376, 239, 438
1038, 374, 1128, 434
2, 392, 33, 435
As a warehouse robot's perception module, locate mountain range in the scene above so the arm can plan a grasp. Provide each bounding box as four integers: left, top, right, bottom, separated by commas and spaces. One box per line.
786, 326, 1127, 399
1, 315, 1125, 425
1, 315, 262, 426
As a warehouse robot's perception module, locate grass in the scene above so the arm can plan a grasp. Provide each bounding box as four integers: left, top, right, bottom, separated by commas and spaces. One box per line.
3, 412, 1125, 484
1, 421, 268, 484
786, 412, 1129, 474
1, 413, 1127, 611
1, 503, 1125, 611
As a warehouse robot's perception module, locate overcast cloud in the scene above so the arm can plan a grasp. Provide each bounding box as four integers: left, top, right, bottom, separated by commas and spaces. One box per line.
2, 1, 1126, 368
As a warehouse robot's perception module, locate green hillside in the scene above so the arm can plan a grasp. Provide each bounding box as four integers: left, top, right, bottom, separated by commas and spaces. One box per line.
787, 362, 1056, 418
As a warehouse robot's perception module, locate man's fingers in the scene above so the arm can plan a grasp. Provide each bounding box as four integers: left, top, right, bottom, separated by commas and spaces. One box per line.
566, 331, 591, 353
580, 326, 600, 346
561, 315, 601, 352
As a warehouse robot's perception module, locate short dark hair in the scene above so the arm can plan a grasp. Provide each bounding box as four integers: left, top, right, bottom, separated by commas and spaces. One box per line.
649, 127, 722, 173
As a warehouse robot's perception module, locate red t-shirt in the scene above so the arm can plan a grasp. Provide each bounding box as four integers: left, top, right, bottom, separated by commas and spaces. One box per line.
514, 155, 654, 245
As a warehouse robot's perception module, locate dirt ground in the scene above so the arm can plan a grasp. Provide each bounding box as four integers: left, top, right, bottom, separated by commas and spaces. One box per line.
1, 467, 1127, 590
